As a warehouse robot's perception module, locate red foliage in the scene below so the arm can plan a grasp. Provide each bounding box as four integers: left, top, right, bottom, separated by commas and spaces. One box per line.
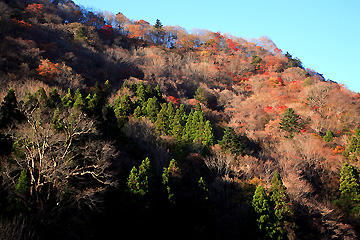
26, 3, 44, 15
12, 19, 31, 27
278, 105, 287, 111
100, 25, 113, 36
37, 59, 60, 82
214, 32, 223, 41
211, 42, 218, 53
278, 77, 284, 84
167, 96, 180, 105
226, 38, 238, 53
332, 145, 344, 155
264, 105, 274, 112
274, 47, 282, 54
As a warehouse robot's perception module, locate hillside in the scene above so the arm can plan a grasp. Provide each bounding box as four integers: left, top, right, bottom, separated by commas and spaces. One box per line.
1, 0, 360, 239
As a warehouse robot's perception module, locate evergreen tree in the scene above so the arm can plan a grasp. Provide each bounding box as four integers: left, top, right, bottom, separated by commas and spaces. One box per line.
121, 81, 129, 90
155, 103, 169, 134
155, 85, 163, 102
166, 102, 175, 123
86, 93, 101, 115
47, 88, 62, 108
201, 120, 215, 146
51, 108, 64, 132
144, 97, 160, 122
219, 126, 245, 156
34, 87, 48, 106
61, 88, 73, 108
127, 157, 154, 197
285, 52, 303, 69
162, 159, 179, 203
252, 185, 275, 239
170, 113, 184, 141
197, 177, 209, 202
182, 109, 195, 143
339, 162, 360, 217
279, 108, 302, 138
133, 106, 143, 118
103, 80, 111, 98
129, 82, 137, 93
323, 130, 334, 143
117, 94, 134, 116
251, 55, 262, 67
194, 86, 208, 106
153, 19, 165, 45
176, 104, 188, 126
73, 89, 85, 109
0, 89, 24, 127
15, 169, 30, 197
136, 82, 147, 103
344, 128, 360, 160
269, 171, 294, 239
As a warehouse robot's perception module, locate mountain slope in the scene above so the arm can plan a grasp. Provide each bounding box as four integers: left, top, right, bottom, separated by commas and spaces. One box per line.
0, 0, 360, 239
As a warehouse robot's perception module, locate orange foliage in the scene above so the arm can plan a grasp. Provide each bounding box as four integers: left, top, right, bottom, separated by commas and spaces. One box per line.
12, 19, 32, 27
26, 3, 44, 16
167, 96, 180, 106
128, 20, 150, 40
264, 105, 274, 113
268, 76, 284, 88
37, 59, 60, 81
332, 145, 344, 155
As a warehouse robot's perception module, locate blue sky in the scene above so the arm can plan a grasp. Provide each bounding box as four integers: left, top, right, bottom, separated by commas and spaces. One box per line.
74, 0, 360, 93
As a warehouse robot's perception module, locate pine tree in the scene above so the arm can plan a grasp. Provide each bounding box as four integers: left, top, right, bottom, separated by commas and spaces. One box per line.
103, 80, 111, 98
339, 162, 360, 217
118, 94, 134, 116
47, 88, 62, 108
323, 130, 334, 142
136, 82, 147, 103
51, 108, 64, 132
155, 103, 169, 134
252, 185, 275, 239
34, 87, 48, 106
144, 97, 160, 122
162, 159, 180, 203
344, 128, 360, 160
269, 171, 294, 239
219, 126, 245, 156
198, 177, 209, 202
170, 113, 184, 141
73, 89, 85, 109
62, 88, 73, 108
176, 104, 188, 126
133, 106, 143, 118
15, 169, 30, 197
166, 102, 175, 123
127, 157, 154, 197
202, 120, 215, 146
155, 85, 163, 102
182, 109, 195, 143
279, 108, 302, 138
194, 86, 208, 106
86, 93, 101, 115
0, 89, 24, 127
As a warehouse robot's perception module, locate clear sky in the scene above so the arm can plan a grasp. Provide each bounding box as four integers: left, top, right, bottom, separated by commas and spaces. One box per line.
73, 0, 360, 93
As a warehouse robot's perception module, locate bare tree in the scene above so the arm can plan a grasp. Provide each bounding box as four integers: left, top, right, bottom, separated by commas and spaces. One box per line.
204, 145, 233, 178
1, 104, 116, 213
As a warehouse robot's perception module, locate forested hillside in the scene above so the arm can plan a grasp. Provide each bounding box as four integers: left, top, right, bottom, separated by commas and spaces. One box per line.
1, 0, 360, 239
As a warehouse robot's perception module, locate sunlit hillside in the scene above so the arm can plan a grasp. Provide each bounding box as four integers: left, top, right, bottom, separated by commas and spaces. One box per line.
1, 1, 360, 239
